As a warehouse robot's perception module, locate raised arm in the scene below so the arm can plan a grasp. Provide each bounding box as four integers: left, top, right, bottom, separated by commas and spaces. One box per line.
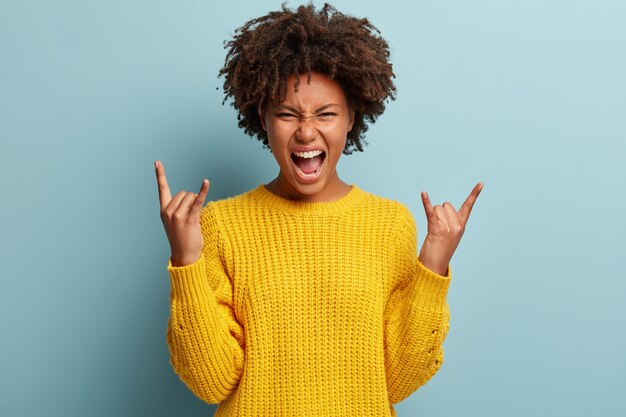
384, 205, 451, 403
384, 183, 483, 403
155, 160, 245, 403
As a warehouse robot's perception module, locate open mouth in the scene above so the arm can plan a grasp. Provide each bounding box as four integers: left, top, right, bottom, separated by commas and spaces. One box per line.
291, 151, 326, 179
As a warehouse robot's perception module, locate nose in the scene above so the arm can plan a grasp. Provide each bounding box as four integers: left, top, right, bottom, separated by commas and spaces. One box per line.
295, 116, 318, 142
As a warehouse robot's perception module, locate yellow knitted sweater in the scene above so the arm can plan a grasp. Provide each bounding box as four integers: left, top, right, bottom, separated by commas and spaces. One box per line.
166, 183, 451, 417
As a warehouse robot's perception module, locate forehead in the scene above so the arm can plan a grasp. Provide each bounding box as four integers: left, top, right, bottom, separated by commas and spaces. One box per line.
268, 71, 348, 109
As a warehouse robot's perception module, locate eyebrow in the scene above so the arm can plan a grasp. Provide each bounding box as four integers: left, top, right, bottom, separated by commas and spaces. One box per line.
275, 104, 339, 113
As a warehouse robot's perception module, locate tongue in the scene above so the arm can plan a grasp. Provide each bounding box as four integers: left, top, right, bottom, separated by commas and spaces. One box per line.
294, 154, 324, 174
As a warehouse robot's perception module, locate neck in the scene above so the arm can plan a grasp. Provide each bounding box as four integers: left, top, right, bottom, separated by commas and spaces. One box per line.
266, 171, 351, 203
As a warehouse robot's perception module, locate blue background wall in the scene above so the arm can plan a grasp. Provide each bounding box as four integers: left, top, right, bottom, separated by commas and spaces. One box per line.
1, 0, 625, 416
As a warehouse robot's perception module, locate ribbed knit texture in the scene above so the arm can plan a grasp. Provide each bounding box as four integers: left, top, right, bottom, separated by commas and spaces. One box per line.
166, 184, 452, 417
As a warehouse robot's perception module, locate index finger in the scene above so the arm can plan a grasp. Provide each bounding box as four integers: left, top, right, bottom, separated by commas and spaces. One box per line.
154, 160, 172, 210
420, 191, 438, 223
458, 182, 484, 225
188, 179, 210, 220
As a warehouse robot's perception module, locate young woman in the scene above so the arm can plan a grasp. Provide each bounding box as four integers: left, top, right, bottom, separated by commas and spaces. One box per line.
155, 3, 483, 416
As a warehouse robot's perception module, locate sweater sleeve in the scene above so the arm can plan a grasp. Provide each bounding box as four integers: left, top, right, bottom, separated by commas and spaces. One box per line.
165, 203, 245, 404
383, 204, 452, 404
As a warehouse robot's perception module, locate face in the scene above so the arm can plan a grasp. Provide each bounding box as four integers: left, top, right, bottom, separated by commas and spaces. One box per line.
260, 71, 355, 202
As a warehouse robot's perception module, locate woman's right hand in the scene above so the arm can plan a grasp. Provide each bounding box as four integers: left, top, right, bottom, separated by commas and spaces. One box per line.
155, 160, 210, 267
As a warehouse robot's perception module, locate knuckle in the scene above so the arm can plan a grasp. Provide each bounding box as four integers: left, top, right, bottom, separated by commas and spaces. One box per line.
161, 208, 172, 219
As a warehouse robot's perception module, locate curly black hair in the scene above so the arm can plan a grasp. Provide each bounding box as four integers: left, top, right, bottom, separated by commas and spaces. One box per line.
218, 2, 397, 155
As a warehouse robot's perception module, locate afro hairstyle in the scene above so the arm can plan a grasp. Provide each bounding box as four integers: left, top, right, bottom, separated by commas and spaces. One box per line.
218, 2, 397, 154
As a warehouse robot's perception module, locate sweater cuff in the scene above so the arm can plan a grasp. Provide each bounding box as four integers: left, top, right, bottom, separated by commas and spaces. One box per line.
410, 260, 452, 311
167, 254, 212, 305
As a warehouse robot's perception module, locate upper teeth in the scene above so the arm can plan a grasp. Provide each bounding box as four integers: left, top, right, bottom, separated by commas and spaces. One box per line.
293, 150, 323, 158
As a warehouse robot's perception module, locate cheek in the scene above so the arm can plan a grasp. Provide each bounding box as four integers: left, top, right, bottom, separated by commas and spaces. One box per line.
268, 123, 294, 143
266, 126, 290, 157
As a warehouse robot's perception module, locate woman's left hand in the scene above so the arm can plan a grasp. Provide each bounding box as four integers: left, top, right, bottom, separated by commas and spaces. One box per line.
418, 182, 484, 276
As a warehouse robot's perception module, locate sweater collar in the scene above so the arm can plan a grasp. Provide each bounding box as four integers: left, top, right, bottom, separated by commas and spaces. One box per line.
250, 183, 366, 215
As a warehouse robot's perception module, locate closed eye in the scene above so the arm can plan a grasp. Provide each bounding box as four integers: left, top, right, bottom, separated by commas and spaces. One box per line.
275, 112, 338, 121
276, 112, 297, 118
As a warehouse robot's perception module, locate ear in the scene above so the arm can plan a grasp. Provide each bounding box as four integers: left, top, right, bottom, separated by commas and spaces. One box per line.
259, 109, 267, 132
347, 108, 355, 132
